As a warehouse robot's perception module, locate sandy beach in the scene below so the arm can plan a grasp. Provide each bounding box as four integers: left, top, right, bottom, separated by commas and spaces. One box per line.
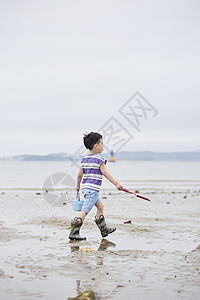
0, 183, 200, 300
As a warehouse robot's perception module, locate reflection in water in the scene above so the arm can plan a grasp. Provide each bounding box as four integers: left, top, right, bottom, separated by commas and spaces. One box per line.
69, 238, 116, 267
96, 255, 103, 266
69, 243, 80, 252
97, 239, 116, 265
69, 238, 116, 253
76, 279, 81, 294
97, 238, 116, 251
68, 239, 116, 299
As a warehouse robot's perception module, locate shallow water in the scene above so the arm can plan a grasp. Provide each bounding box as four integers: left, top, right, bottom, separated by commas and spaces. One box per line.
0, 160, 200, 190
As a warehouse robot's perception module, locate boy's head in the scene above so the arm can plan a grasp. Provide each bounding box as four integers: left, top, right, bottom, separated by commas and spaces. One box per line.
83, 132, 103, 152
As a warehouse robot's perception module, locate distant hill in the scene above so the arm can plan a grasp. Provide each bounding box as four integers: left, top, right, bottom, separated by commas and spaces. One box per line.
113, 151, 200, 161
0, 153, 78, 161
1, 151, 200, 161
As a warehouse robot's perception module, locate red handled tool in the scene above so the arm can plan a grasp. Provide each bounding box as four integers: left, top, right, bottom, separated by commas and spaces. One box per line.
123, 188, 151, 202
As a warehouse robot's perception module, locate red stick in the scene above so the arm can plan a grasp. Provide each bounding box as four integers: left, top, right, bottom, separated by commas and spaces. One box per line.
123, 188, 151, 202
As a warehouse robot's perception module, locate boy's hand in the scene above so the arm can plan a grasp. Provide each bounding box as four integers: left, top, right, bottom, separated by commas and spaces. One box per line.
76, 186, 80, 191
115, 182, 123, 190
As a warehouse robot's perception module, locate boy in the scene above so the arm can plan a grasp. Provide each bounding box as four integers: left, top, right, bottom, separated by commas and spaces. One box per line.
69, 132, 123, 240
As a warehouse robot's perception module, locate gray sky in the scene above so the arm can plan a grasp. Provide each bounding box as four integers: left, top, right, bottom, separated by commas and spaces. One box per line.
1, 0, 200, 156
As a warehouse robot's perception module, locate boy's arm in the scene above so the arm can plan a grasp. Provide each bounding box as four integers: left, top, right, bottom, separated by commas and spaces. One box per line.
76, 167, 83, 191
100, 163, 123, 190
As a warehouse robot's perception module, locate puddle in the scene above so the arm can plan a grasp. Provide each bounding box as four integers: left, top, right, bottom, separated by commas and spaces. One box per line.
106, 234, 195, 252
68, 232, 197, 253
1, 229, 199, 300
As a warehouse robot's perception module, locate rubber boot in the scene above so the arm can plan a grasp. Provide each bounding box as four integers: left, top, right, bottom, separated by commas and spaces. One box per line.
94, 215, 116, 238
69, 217, 86, 241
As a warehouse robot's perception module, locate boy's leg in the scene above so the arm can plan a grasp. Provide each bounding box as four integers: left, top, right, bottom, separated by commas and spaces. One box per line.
95, 200, 104, 219
78, 210, 87, 222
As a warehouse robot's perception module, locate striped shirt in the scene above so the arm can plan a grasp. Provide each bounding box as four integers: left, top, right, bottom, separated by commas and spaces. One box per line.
81, 154, 107, 191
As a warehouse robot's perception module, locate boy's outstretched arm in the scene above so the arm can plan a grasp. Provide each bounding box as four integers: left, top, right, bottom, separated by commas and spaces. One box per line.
100, 163, 123, 190
76, 167, 83, 191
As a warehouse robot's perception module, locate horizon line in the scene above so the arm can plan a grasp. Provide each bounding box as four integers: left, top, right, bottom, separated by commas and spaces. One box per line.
1, 149, 200, 157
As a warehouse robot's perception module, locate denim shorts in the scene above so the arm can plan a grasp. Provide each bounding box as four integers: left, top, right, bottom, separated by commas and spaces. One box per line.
82, 188, 100, 214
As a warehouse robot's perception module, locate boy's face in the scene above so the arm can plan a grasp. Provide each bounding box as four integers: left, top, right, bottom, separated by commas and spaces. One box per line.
94, 138, 103, 153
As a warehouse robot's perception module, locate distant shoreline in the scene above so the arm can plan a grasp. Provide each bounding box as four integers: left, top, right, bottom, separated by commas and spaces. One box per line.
1, 151, 200, 161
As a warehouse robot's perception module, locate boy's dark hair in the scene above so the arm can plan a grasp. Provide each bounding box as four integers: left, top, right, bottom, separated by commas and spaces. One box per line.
83, 132, 102, 150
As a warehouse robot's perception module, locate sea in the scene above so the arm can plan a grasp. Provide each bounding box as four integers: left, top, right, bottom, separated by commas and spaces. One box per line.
0, 160, 200, 191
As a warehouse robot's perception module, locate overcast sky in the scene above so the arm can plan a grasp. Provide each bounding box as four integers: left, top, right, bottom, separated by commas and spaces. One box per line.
0, 0, 200, 156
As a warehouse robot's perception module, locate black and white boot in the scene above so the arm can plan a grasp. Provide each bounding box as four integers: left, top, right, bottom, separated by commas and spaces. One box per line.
94, 215, 116, 238
69, 217, 86, 241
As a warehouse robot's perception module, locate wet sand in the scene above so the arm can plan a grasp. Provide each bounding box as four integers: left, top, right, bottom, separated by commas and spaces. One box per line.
0, 186, 200, 300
